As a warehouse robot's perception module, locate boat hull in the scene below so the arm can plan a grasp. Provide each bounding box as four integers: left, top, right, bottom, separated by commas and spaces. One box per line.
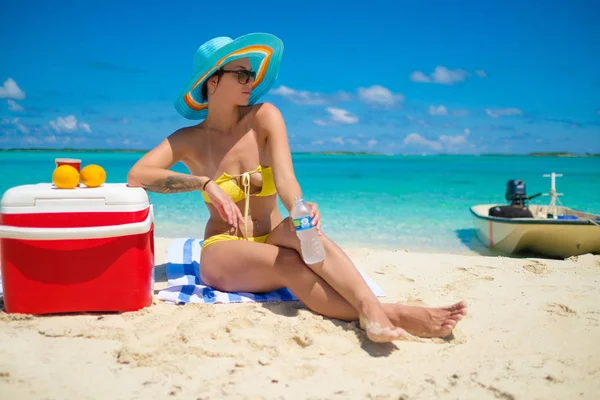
470, 204, 600, 258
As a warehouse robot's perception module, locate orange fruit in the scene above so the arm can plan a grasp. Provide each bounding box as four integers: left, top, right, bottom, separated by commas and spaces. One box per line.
52, 165, 80, 189
80, 164, 106, 188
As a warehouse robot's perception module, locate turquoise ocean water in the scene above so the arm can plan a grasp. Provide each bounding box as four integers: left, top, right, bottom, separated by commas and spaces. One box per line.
1, 151, 599, 255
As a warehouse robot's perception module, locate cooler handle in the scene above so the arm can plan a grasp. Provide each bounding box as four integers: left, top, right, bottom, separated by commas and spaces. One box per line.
0, 205, 154, 241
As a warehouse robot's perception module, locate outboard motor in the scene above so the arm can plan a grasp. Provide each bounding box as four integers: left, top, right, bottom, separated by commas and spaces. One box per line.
488, 179, 541, 218
505, 179, 528, 207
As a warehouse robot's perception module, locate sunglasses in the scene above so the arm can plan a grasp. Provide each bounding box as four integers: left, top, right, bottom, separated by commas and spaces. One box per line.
218, 69, 257, 84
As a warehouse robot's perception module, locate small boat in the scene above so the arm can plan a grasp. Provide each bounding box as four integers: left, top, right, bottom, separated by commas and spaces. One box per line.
470, 173, 600, 258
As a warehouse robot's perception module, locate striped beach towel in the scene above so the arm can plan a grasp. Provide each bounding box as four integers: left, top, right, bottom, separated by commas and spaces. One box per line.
156, 237, 385, 305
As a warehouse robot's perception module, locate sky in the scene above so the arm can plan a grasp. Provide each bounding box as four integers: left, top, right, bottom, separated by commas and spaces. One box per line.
1, 0, 599, 154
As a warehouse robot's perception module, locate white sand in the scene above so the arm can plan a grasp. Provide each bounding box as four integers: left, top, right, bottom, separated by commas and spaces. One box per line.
1, 237, 599, 399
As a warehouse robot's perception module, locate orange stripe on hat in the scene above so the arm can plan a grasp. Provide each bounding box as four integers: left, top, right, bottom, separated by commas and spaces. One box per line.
184, 45, 273, 111
184, 94, 208, 111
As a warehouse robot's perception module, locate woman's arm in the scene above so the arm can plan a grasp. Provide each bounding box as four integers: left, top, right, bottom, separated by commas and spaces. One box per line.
255, 103, 302, 212
127, 128, 211, 193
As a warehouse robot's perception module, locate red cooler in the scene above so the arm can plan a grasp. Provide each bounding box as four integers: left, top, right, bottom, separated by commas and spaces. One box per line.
0, 183, 155, 314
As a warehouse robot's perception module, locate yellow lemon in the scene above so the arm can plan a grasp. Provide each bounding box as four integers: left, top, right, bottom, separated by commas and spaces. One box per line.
80, 164, 106, 188
52, 165, 80, 189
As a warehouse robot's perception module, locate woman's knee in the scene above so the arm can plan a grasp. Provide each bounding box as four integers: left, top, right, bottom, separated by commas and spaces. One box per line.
198, 250, 231, 290
266, 217, 301, 250
273, 247, 314, 279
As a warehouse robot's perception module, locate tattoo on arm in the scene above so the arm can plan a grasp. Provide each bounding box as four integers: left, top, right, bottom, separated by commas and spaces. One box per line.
141, 175, 204, 194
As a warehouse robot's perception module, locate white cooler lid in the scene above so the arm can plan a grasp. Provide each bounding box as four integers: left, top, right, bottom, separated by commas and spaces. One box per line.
1, 183, 150, 214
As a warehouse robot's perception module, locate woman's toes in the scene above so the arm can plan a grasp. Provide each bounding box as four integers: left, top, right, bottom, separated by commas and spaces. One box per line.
444, 319, 457, 328
451, 301, 467, 310
450, 312, 463, 321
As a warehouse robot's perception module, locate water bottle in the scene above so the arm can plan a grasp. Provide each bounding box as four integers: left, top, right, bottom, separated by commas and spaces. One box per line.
291, 197, 325, 264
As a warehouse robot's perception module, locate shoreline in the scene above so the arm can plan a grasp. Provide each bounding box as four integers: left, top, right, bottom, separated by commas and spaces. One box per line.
1, 237, 599, 399
1, 148, 599, 157
149, 235, 514, 260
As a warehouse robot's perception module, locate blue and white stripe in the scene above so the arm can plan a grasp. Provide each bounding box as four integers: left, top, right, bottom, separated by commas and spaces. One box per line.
156, 237, 386, 305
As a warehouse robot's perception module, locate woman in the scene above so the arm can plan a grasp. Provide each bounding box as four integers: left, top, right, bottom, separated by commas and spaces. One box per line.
127, 33, 466, 343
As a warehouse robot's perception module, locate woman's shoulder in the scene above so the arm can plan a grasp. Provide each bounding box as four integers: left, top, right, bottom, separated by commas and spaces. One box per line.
248, 102, 284, 127
171, 123, 207, 138
166, 124, 207, 149
251, 102, 282, 116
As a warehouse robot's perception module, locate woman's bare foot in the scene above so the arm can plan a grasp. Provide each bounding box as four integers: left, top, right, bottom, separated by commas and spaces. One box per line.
384, 301, 467, 338
359, 300, 406, 342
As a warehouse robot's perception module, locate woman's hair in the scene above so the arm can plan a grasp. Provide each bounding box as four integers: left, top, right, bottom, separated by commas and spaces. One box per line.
201, 70, 222, 102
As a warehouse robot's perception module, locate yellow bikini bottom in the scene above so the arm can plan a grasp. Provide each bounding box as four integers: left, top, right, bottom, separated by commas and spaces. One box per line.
202, 233, 270, 249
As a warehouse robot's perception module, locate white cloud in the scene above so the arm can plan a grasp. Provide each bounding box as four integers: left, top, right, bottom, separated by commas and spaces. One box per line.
271, 85, 362, 106
357, 85, 404, 108
0, 78, 26, 100
475, 70, 487, 78
79, 122, 92, 133
12, 118, 28, 134
327, 107, 358, 124
403, 132, 469, 152
49, 115, 92, 133
315, 107, 359, 125
270, 85, 328, 105
347, 138, 359, 145
311, 140, 325, 146
441, 130, 471, 152
272, 85, 352, 105
409, 71, 430, 83
7, 100, 24, 112
485, 108, 523, 118
410, 66, 467, 85
367, 139, 377, 148
440, 134, 467, 146
330, 137, 345, 145
50, 116, 77, 132
428, 105, 449, 116
403, 133, 442, 151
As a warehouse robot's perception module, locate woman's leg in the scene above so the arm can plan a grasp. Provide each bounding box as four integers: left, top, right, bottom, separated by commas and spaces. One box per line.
266, 218, 466, 340
265, 218, 403, 341
201, 240, 361, 320
200, 221, 466, 340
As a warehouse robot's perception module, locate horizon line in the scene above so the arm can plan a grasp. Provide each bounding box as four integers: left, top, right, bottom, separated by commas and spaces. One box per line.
0, 148, 599, 157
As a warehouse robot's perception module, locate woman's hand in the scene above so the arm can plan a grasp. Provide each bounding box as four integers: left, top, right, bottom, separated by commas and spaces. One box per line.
290, 201, 322, 236
203, 181, 245, 228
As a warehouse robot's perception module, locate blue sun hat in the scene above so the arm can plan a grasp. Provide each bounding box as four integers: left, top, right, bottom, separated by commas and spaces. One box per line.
174, 33, 284, 120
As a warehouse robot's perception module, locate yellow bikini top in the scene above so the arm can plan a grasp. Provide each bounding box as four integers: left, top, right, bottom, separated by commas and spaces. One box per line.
202, 165, 277, 238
